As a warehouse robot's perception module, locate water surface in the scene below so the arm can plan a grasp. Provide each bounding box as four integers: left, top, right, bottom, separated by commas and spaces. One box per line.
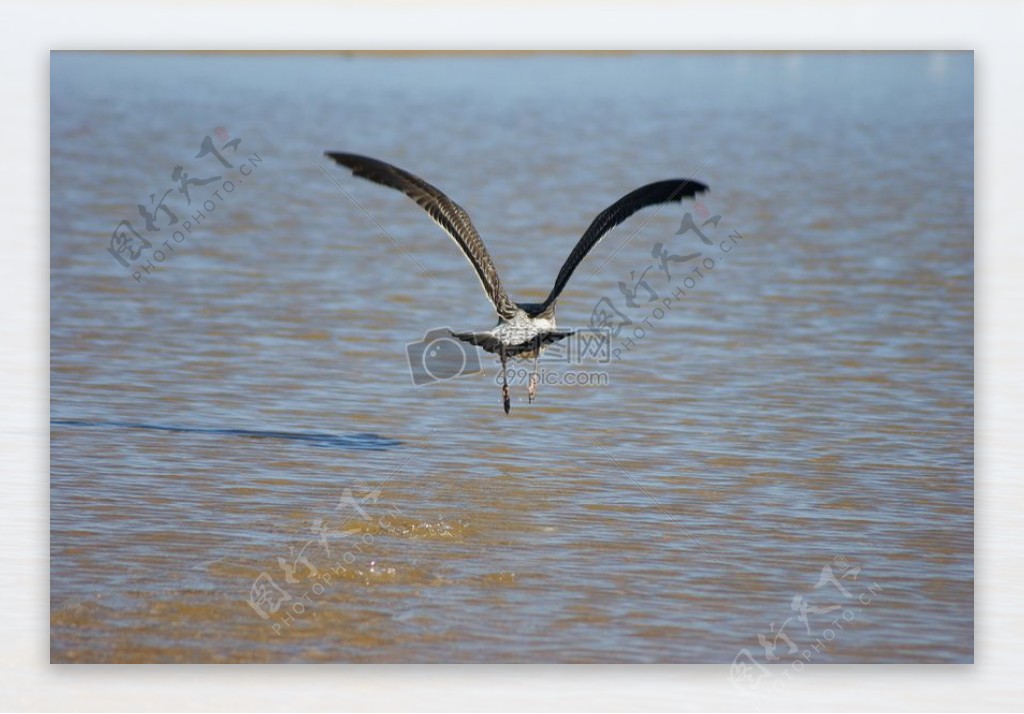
50, 52, 973, 664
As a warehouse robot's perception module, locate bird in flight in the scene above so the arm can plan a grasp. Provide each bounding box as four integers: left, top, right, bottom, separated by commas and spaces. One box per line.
325, 152, 708, 414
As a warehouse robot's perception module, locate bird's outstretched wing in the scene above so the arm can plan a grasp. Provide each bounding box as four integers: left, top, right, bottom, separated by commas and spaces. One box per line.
325, 152, 519, 320
541, 179, 709, 310
450, 328, 574, 357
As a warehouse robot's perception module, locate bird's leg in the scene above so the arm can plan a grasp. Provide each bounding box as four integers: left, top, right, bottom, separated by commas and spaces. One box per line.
500, 350, 511, 414
527, 352, 539, 403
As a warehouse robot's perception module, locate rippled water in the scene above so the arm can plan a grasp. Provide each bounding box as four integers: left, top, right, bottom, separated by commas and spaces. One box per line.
50, 52, 973, 664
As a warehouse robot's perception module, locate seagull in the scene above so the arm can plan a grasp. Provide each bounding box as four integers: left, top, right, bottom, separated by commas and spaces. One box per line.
325, 152, 708, 414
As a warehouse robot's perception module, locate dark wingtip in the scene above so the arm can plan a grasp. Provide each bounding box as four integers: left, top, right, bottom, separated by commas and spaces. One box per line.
324, 151, 362, 169
676, 178, 710, 198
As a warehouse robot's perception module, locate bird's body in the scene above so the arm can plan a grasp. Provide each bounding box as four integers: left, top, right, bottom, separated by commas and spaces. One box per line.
452, 305, 566, 358
324, 151, 708, 413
